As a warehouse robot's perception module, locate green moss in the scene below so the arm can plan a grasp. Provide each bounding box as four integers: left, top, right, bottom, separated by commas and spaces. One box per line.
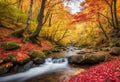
11, 28, 24, 37
22, 36, 30, 43
28, 51, 46, 58
1, 42, 20, 50
4, 54, 16, 62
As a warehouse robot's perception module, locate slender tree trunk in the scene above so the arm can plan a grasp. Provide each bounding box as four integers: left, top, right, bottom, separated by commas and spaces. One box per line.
23, 0, 33, 30
113, 0, 119, 29
48, 13, 52, 27
29, 0, 47, 42
56, 28, 69, 43
104, 0, 116, 29
11, 0, 33, 37
110, 1, 116, 29
97, 13, 109, 39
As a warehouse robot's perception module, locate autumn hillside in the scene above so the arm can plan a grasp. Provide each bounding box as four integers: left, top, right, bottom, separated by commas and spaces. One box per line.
1, 0, 120, 82
0, 26, 54, 73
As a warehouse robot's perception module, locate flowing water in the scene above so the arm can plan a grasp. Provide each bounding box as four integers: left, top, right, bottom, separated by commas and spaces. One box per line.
0, 46, 87, 82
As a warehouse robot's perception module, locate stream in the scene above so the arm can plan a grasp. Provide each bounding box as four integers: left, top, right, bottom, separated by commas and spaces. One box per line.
0, 46, 87, 82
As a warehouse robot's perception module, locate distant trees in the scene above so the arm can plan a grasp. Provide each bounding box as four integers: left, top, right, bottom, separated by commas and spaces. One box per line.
72, 0, 120, 39
11, 0, 65, 43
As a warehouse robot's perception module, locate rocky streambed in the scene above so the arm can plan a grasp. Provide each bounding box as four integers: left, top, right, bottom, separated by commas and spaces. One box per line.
0, 46, 118, 82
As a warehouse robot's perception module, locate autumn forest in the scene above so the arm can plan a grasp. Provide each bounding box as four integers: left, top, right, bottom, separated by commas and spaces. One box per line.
0, 0, 120, 82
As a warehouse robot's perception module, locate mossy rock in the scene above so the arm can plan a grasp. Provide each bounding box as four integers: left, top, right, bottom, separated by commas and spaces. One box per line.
68, 55, 83, 64
68, 54, 106, 65
81, 54, 106, 64
110, 47, 120, 56
28, 51, 46, 58
4, 54, 30, 64
0, 62, 13, 74
13, 58, 31, 65
28, 51, 46, 64
43, 50, 52, 55
33, 58, 45, 64
11, 28, 24, 37
1, 42, 20, 50
12, 61, 33, 73
4, 54, 16, 62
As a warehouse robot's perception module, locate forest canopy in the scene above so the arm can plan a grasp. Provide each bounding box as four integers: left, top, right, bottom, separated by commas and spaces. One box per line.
0, 0, 120, 47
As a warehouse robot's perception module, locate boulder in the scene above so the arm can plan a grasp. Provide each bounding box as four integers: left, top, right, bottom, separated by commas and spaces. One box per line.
13, 61, 33, 72
28, 51, 46, 64
109, 47, 120, 56
33, 58, 45, 64
28, 51, 45, 58
68, 55, 84, 64
77, 50, 86, 54
68, 54, 106, 65
80, 54, 106, 64
4, 53, 30, 64
1, 42, 20, 50
0, 62, 13, 74
4, 54, 16, 62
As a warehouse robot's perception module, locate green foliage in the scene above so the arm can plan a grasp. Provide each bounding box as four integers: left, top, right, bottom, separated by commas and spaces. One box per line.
1, 42, 20, 50
0, 1, 26, 22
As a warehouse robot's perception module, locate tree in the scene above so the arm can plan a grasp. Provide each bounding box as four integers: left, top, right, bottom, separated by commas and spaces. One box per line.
72, 0, 120, 39
11, 0, 33, 37
28, 0, 47, 43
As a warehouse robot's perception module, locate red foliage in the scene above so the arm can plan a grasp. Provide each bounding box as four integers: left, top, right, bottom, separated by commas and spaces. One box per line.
67, 60, 120, 82
72, 0, 106, 23
0, 28, 53, 60
72, 13, 92, 23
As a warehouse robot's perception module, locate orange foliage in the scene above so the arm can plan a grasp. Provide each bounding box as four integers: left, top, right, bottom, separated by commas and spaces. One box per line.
1, 62, 13, 68
72, 0, 109, 23
15, 53, 30, 61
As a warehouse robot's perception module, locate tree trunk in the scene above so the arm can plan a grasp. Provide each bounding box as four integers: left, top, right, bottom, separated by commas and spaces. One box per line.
97, 13, 109, 39
110, 1, 116, 29
29, 0, 47, 42
104, 0, 116, 29
113, 0, 119, 29
23, 0, 33, 30
11, 0, 33, 37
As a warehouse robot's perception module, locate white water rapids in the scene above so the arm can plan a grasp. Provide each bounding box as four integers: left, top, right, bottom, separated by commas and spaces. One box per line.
0, 46, 84, 82
0, 58, 69, 82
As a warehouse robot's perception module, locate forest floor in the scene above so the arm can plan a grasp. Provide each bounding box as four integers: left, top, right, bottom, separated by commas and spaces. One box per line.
1, 27, 120, 82
0, 27, 53, 72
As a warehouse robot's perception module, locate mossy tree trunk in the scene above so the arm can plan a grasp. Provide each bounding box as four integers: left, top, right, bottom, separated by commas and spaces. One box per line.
28, 0, 47, 43
11, 0, 33, 37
